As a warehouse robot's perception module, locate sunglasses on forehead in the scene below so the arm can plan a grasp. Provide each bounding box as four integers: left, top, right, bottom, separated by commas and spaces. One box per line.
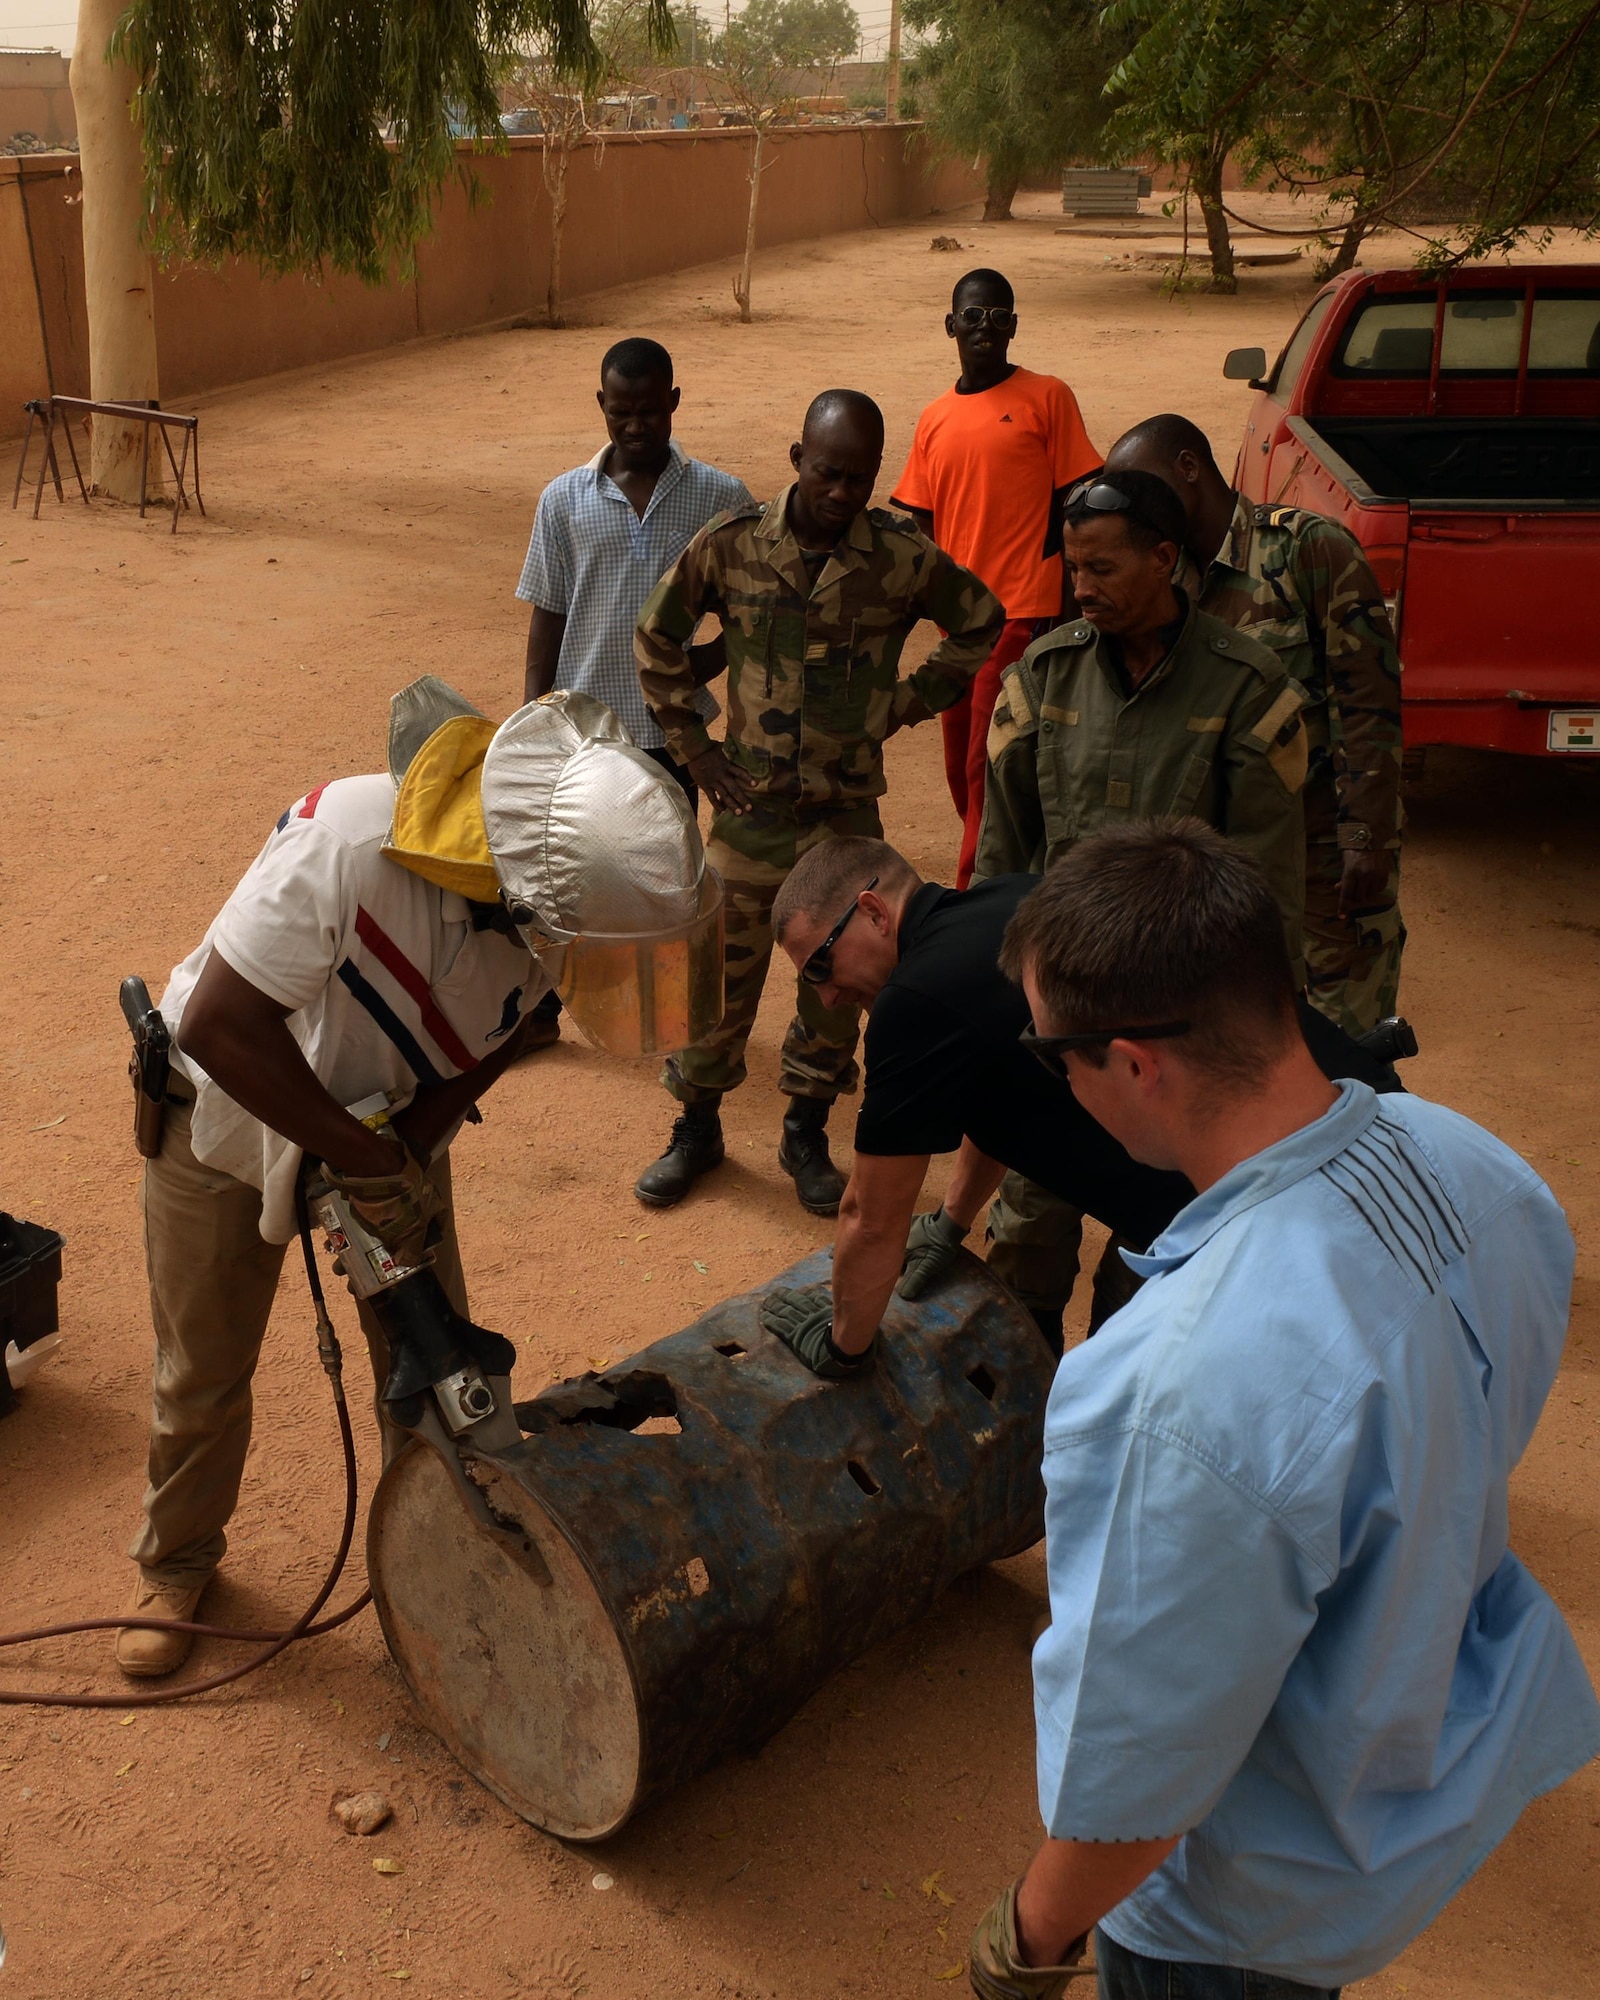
1064, 476, 1138, 516
801, 877, 879, 987
1019, 1019, 1190, 1082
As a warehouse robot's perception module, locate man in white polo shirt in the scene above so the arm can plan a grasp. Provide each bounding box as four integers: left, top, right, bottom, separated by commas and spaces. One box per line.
516, 335, 750, 1046
118, 685, 716, 1678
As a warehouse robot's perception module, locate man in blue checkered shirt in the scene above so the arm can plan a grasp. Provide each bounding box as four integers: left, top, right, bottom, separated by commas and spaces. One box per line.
515, 335, 751, 1043
517, 336, 751, 786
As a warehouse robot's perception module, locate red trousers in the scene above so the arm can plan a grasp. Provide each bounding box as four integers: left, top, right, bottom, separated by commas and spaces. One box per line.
941, 618, 1042, 888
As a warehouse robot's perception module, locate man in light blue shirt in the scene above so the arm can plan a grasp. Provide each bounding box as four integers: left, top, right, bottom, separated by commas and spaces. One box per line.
517, 334, 751, 780
968, 817, 1599, 2000
516, 335, 751, 1042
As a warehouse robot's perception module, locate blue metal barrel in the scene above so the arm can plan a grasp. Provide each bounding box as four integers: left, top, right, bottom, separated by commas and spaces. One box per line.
367, 1248, 1051, 1840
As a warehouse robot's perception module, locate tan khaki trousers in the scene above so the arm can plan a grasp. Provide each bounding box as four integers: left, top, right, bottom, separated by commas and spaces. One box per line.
128, 1092, 466, 1589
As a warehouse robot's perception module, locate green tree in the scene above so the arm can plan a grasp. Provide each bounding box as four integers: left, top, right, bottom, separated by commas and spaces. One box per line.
1246, 0, 1600, 275
666, 3, 715, 65
73, 0, 659, 497
113, 0, 666, 281
742, 0, 861, 73
1103, 0, 1600, 290
906, 0, 1125, 221
1100, 0, 1289, 291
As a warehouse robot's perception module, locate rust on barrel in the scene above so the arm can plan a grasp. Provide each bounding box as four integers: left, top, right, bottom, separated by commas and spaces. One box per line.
367, 1248, 1052, 1840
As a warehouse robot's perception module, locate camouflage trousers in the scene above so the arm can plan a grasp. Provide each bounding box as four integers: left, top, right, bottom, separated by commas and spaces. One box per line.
1303, 842, 1404, 1035
985, 1172, 1143, 1329
664, 801, 883, 1106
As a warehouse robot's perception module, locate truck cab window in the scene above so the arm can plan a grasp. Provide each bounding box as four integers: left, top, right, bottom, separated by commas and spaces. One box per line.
1337, 291, 1593, 378
1440, 295, 1523, 372
1528, 294, 1600, 372
1268, 290, 1336, 403
1335, 296, 1435, 375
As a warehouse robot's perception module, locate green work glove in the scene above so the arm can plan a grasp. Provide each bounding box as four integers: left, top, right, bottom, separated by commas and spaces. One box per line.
969, 1882, 1092, 2000
758, 1287, 875, 1379
896, 1205, 969, 1302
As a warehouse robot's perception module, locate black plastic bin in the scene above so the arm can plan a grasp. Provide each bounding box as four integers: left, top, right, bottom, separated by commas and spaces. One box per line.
0, 1212, 65, 1420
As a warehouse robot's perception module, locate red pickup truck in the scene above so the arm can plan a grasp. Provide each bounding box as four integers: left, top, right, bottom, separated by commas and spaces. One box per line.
1224, 266, 1600, 757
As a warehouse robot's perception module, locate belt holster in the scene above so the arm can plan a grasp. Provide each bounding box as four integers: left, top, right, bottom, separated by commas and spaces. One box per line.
120, 975, 172, 1159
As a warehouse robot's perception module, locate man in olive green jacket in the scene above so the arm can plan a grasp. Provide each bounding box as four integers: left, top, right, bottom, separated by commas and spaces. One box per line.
1105, 413, 1403, 1032
633, 388, 1004, 1215
973, 468, 1310, 1343
976, 498, 1308, 942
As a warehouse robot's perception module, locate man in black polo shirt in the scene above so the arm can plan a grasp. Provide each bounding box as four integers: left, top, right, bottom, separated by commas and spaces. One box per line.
757, 833, 1398, 1375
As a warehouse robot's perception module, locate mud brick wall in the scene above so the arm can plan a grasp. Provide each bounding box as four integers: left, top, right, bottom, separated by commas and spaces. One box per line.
2, 128, 978, 440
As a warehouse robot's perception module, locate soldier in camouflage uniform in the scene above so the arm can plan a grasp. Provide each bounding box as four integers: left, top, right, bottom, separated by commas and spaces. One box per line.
632, 388, 1004, 1215
974, 468, 1310, 1346
1105, 414, 1403, 1033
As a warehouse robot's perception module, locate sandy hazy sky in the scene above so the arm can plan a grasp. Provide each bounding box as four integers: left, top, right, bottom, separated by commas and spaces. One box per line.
1, 0, 904, 63
1, 0, 75, 54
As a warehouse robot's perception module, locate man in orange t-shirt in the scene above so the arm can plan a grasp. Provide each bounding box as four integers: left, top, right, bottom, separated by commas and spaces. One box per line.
893, 268, 1101, 885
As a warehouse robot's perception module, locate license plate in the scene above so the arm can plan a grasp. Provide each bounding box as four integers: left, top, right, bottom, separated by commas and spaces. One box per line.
1549, 710, 1600, 752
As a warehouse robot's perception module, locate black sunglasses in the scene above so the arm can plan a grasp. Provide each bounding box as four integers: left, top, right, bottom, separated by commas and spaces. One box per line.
1063, 476, 1136, 516
802, 876, 879, 986
1020, 1019, 1190, 1082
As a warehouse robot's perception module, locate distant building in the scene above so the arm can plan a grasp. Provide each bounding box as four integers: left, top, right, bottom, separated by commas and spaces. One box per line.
594, 93, 660, 131
0, 47, 76, 152
495, 53, 895, 139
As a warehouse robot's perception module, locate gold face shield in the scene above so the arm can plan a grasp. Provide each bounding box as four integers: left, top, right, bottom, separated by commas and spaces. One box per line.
521, 869, 725, 1059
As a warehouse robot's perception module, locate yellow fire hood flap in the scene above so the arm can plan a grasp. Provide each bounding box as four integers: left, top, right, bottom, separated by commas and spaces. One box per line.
384, 713, 502, 901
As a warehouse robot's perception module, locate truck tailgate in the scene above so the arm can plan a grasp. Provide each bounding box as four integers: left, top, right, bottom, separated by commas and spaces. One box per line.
1401, 511, 1600, 714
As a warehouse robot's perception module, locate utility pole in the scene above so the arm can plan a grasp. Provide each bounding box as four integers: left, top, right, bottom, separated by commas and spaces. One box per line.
885, 0, 902, 122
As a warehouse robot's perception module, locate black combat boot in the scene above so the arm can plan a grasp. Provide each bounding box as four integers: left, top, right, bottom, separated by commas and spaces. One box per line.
1027, 1305, 1065, 1360
778, 1096, 847, 1216
634, 1099, 725, 1208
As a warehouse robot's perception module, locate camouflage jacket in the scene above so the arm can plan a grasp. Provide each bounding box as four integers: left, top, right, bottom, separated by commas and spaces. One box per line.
976, 595, 1309, 962
636, 487, 1005, 809
1176, 494, 1401, 851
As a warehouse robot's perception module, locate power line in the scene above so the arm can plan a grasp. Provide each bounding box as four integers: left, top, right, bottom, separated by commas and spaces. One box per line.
0, 8, 76, 50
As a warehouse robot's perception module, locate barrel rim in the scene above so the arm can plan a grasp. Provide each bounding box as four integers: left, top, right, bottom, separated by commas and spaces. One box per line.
367, 1437, 649, 1841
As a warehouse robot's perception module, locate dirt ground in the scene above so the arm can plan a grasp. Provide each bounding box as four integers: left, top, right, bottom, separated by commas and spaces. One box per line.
1, 191, 1597, 2000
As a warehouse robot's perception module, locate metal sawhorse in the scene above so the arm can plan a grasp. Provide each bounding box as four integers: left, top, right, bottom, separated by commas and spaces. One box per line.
11, 395, 204, 535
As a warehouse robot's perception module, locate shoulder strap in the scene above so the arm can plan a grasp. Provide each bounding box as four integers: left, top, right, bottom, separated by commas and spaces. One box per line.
1012, 649, 1047, 724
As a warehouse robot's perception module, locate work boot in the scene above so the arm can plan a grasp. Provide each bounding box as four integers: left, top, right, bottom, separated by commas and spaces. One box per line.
115, 1574, 208, 1680
513, 989, 562, 1061
778, 1097, 847, 1216
634, 1099, 725, 1208
1027, 1305, 1065, 1360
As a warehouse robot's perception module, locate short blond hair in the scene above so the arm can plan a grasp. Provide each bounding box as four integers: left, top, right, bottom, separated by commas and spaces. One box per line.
772, 837, 920, 944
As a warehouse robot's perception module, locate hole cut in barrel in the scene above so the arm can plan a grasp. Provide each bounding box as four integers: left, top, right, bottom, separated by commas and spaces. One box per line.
561, 1372, 682, 1435
846, 1459, 881, 1497
966, 1364, 997, 1402
713, 1340, 747, 1358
